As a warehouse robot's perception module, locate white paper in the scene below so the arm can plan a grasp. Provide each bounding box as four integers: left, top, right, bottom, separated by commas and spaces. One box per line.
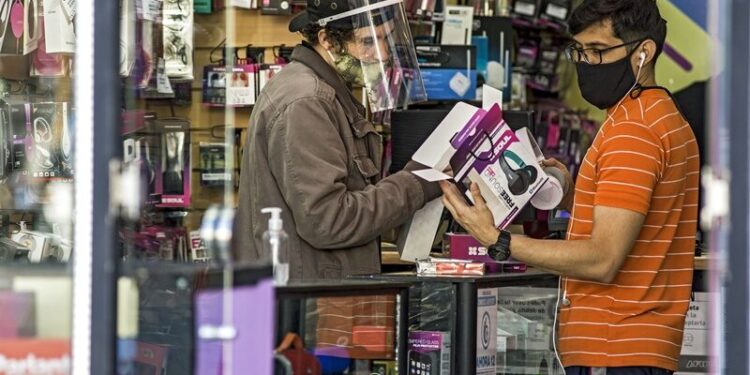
412, 102, 480, 169
398, 198, 445, 261
514, 1, 536, 16
44, 0, 76, 54
156, 59, 174, 94
412, 169, 452, 182
482, 85, 503, 110
60, 0, 75, 19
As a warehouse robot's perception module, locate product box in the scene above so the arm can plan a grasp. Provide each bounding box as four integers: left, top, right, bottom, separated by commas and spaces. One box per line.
23, 0, 41, 55
134, 342, 168, 375
122, 111, 162, 206
398, 86, 552, 261
9, 104, 30, 176
407, 331, 451, 375
676, 292, 712, 375
472, 16, 513, 102
157, 118, 191, 208
416, 257, 485, 276
443, 232, 527, 272
199, 142, 232, 186
43, 0, 76, 54
28, 102, 72, 180
202, 64, 257, 107
441, 5, 474, 45
416, 45, 477, 101
189, 230, 209, 262
477, 288, 498, 374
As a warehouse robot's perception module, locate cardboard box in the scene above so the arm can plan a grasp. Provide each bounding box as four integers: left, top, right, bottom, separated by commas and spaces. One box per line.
408, 331, 451, 375
441, 6, 474, 45
398, 86, 552, 261
444, 232, 527, 272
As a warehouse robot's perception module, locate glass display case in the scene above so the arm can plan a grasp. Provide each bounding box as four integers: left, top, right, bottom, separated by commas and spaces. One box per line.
357, 271, 560, 374
115, 262, 411, 375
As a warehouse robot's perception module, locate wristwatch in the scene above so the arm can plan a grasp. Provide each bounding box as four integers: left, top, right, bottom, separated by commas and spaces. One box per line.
488, 230, 512, 261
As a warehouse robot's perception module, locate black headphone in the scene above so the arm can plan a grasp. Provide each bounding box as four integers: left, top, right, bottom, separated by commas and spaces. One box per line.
498, 150, 537, 196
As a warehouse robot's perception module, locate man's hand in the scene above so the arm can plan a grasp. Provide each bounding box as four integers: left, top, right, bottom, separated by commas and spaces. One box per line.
439, 181, 499, 247
542, 158, 574, 211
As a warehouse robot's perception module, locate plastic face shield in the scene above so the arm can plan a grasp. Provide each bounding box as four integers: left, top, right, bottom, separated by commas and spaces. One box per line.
319, 0, 427, 112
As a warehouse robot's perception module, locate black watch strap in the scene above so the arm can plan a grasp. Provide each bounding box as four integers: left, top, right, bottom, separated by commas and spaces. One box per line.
488, 230, 511, 261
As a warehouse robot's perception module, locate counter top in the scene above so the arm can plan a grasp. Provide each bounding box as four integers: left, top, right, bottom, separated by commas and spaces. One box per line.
384, 251, 714, 271
354, 268, 558, 287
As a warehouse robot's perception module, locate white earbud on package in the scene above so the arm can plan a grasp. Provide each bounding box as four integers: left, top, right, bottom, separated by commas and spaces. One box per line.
449, 71, 471, 97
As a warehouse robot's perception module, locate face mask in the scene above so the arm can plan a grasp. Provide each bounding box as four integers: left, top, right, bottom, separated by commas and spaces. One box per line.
327, 50, 383, 88
576, 50, 638, 110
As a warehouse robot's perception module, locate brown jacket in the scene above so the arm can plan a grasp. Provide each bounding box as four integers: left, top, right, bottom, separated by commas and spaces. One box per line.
233, 43, 440, 279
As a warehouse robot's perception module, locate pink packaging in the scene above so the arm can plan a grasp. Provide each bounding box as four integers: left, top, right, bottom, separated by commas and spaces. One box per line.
444, 233, 527, 273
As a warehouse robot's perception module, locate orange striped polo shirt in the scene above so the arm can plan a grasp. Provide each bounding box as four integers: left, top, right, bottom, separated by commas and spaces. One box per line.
559, 88, 700, 371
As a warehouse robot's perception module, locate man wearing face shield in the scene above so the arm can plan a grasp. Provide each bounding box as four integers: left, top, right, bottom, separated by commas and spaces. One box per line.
439, 1, 699, 374
232, 0, 438, 279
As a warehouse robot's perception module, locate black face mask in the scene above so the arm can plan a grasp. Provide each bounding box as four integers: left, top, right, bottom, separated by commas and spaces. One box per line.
576, 50, 637, 110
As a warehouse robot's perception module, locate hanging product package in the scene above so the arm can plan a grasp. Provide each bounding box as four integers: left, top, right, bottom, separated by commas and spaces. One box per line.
28, 102, 72, 181
157, 118, 191, 208
30, 21, 68, 77
1, 0, 27, 55
201, 64, 257, 107
122, 110, 161, 206
22, 0, 40, 54
162, 0, 194, 79
42, 0, 75, 54
199, 142, 232, 186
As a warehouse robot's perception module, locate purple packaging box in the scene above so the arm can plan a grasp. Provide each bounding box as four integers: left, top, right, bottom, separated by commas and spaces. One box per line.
444, 233, 527, 273
407, 331, 451, 375
195, 279, 275, 375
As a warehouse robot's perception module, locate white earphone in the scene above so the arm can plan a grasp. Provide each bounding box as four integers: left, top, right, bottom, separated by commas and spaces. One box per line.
638, 50, 646, 68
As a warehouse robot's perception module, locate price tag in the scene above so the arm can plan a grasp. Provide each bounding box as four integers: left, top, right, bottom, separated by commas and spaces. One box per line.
545, 3, 568, 20
156, 59, 175, 94
513, 1, 536, 16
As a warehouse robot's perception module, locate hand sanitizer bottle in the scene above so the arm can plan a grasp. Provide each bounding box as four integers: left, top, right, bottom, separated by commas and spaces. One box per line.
261, 207, 289, 285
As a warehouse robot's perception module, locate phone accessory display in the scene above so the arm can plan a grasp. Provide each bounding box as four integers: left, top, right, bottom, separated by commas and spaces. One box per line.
28, 102, 72, 180
42, 0, 75, 54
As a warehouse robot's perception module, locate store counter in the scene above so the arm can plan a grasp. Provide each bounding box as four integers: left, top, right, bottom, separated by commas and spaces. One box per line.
353, 269, 559, 374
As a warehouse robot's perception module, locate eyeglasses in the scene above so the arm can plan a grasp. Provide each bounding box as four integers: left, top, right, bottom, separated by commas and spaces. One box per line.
564, 39, 644, 65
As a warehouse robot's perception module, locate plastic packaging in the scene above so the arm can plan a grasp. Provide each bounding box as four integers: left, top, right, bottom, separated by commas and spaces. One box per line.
261, 207, 289, 285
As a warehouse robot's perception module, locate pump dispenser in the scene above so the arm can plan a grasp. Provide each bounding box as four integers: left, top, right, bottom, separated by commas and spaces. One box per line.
261, 207, 289, 285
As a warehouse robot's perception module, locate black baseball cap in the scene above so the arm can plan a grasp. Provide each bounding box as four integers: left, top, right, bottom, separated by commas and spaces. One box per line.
289, 0, 355, 32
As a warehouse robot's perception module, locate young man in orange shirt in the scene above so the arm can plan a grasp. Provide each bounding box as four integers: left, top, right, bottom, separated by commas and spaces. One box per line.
440, 1, 699, 374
